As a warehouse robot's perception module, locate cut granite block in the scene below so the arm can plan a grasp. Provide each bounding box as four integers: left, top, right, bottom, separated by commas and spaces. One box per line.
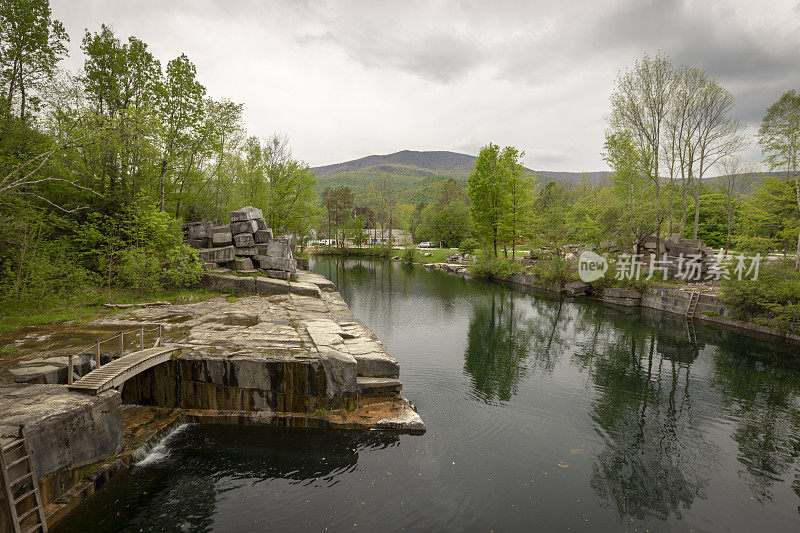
198, 246, 235, 263
230, 220, 258, 235
229, 206, 263, 222
212, 232, 232, 246
265, 269, 289, 280
234, 257, 254, 270
234, 246, 258, 257
254, 255, 296, 272
254, 229, 273, 243
234, 233, 256, 247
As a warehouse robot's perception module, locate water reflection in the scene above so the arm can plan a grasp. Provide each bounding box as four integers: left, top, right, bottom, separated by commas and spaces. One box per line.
463, 292, 534, 402
58, 258, 800, 531
712, 345, 800, 504
324, 259, 800, 525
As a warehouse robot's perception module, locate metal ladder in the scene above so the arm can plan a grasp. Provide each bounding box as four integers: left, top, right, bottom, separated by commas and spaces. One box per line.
1, 427, 47, 533
686, 289, 701, 319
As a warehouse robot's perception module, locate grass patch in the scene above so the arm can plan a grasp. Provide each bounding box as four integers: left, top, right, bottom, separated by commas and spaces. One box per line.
0, 286, 221, 334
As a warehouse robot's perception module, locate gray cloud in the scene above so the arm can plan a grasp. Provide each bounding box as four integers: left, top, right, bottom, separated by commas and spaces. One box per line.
50, 0, 800, 171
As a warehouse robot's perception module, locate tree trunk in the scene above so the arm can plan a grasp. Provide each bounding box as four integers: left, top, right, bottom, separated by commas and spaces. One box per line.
160, 159, 167, 211
795, 172, 800, 270
692, 179, 700, 240
19, 79, 26, 121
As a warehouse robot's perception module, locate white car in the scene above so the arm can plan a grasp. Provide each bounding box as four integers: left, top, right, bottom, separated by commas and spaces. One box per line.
418, 242, 436, 248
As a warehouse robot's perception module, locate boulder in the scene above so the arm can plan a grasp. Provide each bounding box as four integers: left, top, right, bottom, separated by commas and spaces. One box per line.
229, 206, 263, 222
230, 220, 259, 235
212, 232, 232, 247
234, 257, 253, 270
564, 280, 591, 295
255, 218, 268, 231
254, 229, 273, 243
234, 233, 256, 248
234, 246, 258, 257
296, 257, 309, 270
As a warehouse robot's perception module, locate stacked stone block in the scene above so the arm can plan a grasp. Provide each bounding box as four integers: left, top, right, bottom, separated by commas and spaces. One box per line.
186, 206, 300, 278
229, 207, 297, 279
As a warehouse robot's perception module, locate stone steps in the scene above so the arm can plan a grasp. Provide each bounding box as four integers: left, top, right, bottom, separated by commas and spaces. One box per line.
357, 377, 402, 398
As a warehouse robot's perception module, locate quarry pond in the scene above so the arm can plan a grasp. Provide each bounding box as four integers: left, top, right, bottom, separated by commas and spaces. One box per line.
55, 258, 800, 532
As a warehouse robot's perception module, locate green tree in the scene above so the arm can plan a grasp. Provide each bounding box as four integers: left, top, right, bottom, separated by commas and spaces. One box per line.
0, 0, 68, 119
601, 130, 664, 252
758, 90, 800, 268
321, 186, 354, 244
155, 53, 206, 212
397, 203, 421, 243
468, 143, 505, 257
262, 134, 320, 238
498, 146, 533, 259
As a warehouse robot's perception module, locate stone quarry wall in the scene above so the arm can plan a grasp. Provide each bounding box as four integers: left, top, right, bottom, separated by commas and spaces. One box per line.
499, 272, 800, 346
121, 355, 332, 413
0, 386, 123, 531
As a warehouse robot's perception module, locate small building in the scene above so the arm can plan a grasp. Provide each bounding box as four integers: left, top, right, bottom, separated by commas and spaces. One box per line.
364, 228, 412, 246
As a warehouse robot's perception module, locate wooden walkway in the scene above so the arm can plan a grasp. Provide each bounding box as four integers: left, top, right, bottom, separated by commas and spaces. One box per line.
67, 344, 181, 395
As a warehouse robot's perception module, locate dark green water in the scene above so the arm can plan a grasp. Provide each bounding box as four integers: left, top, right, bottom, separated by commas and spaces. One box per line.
55, 259, 800, 532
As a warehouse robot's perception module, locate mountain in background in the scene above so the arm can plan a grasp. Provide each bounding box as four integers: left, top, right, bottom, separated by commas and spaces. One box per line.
310, 149, 611, 204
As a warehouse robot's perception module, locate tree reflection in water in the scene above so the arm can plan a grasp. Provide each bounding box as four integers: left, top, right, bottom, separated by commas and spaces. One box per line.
712, 344, 800, 504
463, 291, 535, 402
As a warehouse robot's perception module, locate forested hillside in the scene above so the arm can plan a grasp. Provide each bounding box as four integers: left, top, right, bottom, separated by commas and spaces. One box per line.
311, 149, 615, 203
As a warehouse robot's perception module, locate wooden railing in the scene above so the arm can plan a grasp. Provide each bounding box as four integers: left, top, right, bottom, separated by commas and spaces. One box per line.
67, 325, 163, 385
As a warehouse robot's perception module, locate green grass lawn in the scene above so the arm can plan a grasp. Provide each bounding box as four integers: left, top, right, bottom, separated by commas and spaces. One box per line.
0, 287, 221, 334
409, 248, 459, 263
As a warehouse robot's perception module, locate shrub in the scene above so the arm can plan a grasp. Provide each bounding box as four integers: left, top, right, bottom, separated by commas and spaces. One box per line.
529, 258, 577, 286
459, 237, 479, 256
118, 247, 162, 293
720, 259, 800, 333
469, 249, 524, 279
402, 246, 415, 265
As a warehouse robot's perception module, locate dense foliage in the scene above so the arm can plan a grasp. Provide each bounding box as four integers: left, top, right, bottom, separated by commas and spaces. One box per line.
0, 0, 319, 303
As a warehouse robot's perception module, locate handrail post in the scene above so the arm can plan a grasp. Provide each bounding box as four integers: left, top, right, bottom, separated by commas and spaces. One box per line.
119, 331, 124, 358
140, 326, 144, 350
68, 354, 74, 385
95, 340, 101, 368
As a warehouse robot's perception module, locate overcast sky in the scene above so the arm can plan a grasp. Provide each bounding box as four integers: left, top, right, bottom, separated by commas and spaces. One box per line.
51, 0, 800, 172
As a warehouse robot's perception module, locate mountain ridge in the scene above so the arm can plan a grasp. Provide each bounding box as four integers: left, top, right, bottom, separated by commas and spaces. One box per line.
310, 149, 611, 184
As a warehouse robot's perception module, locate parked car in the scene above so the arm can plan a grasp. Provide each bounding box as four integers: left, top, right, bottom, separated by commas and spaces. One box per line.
418, 242, 436, 248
